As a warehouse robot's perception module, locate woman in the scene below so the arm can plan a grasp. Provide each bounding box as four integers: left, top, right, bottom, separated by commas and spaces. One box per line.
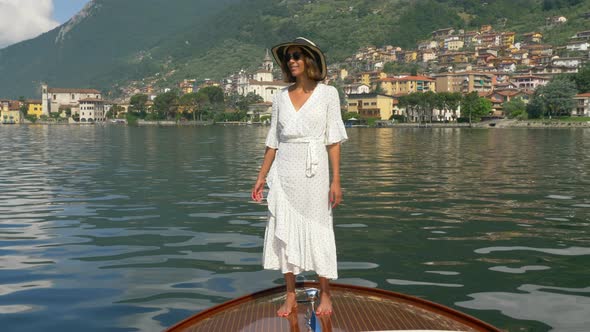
251, 37, 348, 317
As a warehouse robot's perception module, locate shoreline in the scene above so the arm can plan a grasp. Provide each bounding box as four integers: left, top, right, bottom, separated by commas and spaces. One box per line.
6, 119, 590, 128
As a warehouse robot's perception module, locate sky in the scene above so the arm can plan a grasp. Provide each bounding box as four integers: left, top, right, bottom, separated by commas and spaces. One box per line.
0, 0, 90, 49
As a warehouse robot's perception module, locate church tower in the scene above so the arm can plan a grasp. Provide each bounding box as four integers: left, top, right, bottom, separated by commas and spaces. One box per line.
262, 49, 273, 72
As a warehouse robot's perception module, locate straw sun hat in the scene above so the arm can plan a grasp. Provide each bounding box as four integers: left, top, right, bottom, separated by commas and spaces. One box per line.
271, 37, 327, 80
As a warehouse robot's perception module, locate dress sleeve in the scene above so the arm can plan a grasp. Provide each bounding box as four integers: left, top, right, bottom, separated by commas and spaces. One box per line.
264, 94, 279, 149
325, 86, 348, 145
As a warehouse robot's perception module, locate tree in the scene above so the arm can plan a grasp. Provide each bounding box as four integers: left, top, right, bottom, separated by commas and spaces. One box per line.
398, 93, 420, 122
18, 96, 28, 116
234, 92, 264, 111
107, 105, 125, 119
129, 94, 148, 117
418, 91, 437, 123
526, 93, 544, 119
573, 63, 590, 93
536, 77, 577, 118
503, 98, 526, 119
179, 92, 209, 121
461, 92, 491, 124
153, 91, 179, 120
198, 86, 224, 104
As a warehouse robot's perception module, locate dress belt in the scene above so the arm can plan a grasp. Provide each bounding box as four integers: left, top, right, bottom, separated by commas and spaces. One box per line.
281, 137, 324, 177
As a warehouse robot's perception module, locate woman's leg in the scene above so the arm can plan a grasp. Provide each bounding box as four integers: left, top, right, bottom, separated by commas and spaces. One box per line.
277, 272, 298, 316
316, 276, 333, 315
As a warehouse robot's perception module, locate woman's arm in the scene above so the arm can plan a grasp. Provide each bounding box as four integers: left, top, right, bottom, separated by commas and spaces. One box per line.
327, 142, 342, 208
251, 147, 277, 202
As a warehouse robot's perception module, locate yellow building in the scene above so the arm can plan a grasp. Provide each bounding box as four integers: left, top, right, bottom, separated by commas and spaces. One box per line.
179, 79, 196, 94
340, 68, 349, 81
438, 52, 474, 64
403, 51, 418, 63
501, 32, 515, 48
26, 100, 43, 118
447, 39, 464, 51
1, 101, 23, 124
346, 93, 396, 120
377, 76, 436, 95
360, 72, 387, 86
523, 32, 543, 44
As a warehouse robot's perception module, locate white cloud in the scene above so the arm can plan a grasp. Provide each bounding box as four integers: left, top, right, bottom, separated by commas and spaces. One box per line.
0, 0, 59, 48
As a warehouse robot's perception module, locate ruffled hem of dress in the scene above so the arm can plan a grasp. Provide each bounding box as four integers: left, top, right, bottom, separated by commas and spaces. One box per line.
325, 128, 348, 146
262, 165, 338, 280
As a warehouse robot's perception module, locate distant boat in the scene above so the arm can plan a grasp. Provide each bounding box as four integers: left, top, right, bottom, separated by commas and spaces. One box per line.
165, 282, 501, 332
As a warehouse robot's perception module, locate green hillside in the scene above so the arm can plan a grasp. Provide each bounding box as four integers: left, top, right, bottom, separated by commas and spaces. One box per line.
1, 0, 590, 98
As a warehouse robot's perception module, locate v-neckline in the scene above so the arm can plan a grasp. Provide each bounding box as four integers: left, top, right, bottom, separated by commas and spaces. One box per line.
287, 84, 320, 113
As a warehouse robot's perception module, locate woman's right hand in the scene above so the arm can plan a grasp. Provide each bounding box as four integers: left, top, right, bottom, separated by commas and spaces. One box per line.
251, 177, 265, 202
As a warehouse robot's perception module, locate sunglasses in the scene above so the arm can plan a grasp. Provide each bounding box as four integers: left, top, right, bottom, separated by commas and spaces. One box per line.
284, 51, 303, 61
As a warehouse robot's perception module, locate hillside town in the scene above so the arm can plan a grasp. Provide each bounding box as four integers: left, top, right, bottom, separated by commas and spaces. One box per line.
3, 22, 590, 125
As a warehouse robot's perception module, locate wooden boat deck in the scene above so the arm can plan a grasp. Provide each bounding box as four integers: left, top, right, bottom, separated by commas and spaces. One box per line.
166, 282, 501, 332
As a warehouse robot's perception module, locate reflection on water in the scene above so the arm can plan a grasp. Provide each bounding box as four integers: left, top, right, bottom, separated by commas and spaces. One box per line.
0, 126, 589, 331
457, 284, 590, 332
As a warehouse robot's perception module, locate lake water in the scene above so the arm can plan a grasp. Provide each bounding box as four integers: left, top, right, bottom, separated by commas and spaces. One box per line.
0, 125, 589, 332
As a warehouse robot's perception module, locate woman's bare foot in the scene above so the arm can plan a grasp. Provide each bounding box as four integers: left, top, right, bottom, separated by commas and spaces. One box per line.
315, 291, 333, 316
285, 309, 300, 331
277, 291, 298, 317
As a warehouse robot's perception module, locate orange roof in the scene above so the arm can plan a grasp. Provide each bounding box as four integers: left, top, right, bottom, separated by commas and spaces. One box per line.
575, 92, 590, 97
8, 101, 21, 111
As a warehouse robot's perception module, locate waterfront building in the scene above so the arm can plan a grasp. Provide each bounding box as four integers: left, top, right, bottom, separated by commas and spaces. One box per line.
0, 100, 23, 124
0, 99, 11, 111
79, 98, 106, 122
484, 90, 533, 114
572, 93, 590, 116
394, 102, 460, 123
41, 84, 102, 118
247, 102, 272, 121
346, 93, 396, 120
26, 100, 43, 118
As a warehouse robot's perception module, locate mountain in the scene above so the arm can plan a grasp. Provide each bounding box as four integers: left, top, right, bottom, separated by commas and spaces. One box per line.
0, 0, 240, 98
1, 0, 590, 98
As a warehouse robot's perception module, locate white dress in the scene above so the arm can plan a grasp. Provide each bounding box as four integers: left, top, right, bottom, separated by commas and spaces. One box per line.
262, 83, 348, 280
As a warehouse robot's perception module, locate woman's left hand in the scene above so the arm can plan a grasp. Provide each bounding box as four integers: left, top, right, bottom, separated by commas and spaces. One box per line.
329, 181, 342, 208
